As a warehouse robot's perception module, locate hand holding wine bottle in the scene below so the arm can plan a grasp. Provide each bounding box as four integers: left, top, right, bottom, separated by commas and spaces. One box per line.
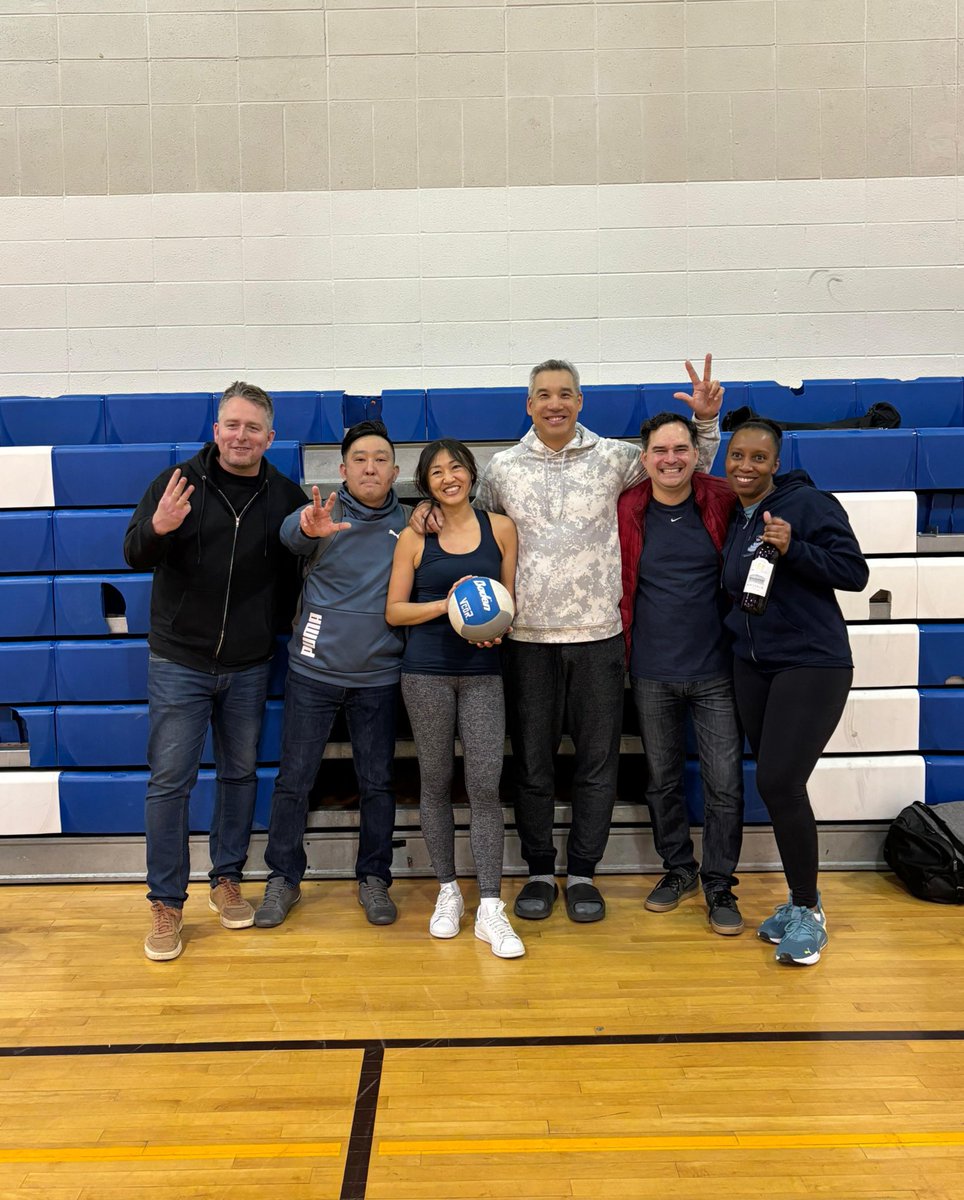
740, 511, 791, 615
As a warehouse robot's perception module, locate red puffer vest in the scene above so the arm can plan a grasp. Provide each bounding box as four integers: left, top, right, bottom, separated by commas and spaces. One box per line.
616, 472, 737, 661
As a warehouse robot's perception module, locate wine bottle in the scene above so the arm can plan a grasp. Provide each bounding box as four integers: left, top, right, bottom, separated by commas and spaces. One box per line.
740, 540, 779, 615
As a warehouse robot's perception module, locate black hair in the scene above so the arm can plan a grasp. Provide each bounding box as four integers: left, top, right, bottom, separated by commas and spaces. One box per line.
639, 411, 698, 450
414, 438, 478, 500
729, 416, 783, 451
341, 419, 395, 460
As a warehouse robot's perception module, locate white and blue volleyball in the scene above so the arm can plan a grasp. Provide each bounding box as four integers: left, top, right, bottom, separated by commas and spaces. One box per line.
447, 576, 515, 642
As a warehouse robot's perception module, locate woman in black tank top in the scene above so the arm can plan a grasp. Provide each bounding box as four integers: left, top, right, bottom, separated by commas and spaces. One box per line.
386, 439, 524, 959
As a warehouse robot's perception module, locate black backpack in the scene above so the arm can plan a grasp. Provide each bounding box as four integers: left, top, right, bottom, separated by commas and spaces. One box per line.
883, 801, 964, 904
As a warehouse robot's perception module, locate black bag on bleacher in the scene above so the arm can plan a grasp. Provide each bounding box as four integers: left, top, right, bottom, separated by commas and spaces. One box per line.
722, 401, 901, 432
883, 801, 964, 904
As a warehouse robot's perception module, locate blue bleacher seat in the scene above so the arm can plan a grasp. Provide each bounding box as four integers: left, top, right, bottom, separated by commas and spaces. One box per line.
920, 492, 954, 534
270, 391, 344, 443
0, 395, 106, 447
916, 428, 964, 490
0, 511, 55, 573
53, 509, 133, 572
919, 690, 964, 753
580, 385, 642, 439
381, 390, 428, 442
747, 379, 859, 425
55, 704, 153, 768
58, 766, 277, 834
1, 705, 57, 768
343, 394, 382, 428
53, 574, 152, 637
0, 642, 57, 704
55, 639, 148, 703
924, 757, 964, 806
918, 625, 964, 686
105, 393, 214, 444
426, 388, 528, 442
789, 429, 917, 491
0, 576, 55, 638
857, 378, 964, 429
52, 444, 175, 508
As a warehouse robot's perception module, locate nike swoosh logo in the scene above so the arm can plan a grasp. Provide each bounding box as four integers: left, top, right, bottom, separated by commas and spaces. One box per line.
670, 516, 684, 523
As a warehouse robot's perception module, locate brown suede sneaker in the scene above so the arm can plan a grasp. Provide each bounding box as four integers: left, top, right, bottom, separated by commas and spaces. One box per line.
208, 877, 255, 929
144, 901, 184, 961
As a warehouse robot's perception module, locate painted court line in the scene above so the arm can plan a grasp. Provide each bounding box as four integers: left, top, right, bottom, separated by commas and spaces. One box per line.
0, 1141, 342, 1165
378, 1131, 964, 1156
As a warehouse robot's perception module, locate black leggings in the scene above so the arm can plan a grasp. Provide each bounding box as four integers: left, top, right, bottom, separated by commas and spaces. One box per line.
732, 659, 852, 909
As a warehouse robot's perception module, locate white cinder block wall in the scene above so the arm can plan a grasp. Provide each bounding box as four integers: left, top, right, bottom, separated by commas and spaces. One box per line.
0, 1, 961, 395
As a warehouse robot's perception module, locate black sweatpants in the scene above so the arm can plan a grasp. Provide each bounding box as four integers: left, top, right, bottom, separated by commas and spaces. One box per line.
732, 658, 852, 909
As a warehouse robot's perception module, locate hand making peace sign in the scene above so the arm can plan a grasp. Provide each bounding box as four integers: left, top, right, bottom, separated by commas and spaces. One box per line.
674, 353, 724, 421
300, 486, 352, 539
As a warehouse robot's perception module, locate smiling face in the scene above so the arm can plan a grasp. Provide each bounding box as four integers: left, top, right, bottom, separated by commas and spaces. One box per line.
213, 396, 275, 477
426, 449, 473, 508
726, 427, 781, 506
527, 368, 583, 450
339, 434, 399, 509
641, 420, 699, 505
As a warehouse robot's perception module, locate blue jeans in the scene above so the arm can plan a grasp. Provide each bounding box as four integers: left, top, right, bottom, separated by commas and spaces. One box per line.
264, 669, 399, 887
145, 653, 270, 907
631, 675, 744, 894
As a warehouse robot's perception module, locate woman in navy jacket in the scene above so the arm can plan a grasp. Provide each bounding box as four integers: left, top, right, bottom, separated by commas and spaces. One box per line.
721, 419, 869, 966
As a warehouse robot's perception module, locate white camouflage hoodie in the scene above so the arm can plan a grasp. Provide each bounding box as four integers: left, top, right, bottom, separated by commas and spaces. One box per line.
475, 418, 721, 644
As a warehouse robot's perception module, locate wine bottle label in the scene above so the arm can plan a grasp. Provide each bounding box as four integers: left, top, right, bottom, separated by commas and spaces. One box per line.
744, 557, 774, 598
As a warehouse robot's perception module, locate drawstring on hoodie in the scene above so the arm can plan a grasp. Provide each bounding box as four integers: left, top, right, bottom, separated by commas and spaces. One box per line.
541, 446, 568, 520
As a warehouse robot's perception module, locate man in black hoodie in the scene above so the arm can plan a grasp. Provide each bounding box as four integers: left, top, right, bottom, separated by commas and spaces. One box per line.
125, 381, 306, 961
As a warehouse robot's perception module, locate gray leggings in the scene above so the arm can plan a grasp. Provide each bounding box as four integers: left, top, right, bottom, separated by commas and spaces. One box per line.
401, 672, 506, 898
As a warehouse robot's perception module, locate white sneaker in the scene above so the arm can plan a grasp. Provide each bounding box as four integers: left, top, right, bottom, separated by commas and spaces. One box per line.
474, 900, 526, 959
429, 884, 464, 939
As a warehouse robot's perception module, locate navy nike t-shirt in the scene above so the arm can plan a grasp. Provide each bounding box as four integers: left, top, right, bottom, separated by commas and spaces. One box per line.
630, 493, 729, 682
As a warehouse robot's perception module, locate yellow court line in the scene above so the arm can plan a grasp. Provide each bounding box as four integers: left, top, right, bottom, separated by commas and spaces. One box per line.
379, 1131, 964, 1156
0, 1141, 342, 1164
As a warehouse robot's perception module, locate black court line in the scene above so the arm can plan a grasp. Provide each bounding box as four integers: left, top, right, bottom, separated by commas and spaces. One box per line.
3, 1028, 964, 1058
339, 1044, 384, 1200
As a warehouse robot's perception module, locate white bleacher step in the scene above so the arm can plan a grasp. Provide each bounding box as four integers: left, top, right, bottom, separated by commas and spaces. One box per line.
0, 771, 62, 835
808, 755, 925, 821
825, 688, 919, 754
848, 625, 919, 688
836, 557, 917, 621
0, 446, 54, 508
833, 491, 917, 555
917, 558, 964, 620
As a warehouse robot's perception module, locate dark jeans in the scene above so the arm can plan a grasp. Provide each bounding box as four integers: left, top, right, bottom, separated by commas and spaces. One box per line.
264, 669, 399, 888
145, 653, 270, 907
631, 675, 744, 895
502, 635, 624, 878
733, 659, 852, 909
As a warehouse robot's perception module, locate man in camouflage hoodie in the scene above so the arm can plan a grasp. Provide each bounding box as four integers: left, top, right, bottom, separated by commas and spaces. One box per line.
475, 356, 722, 923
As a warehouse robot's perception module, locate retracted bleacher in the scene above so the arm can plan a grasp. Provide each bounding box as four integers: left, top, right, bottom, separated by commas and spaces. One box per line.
1, 378, 963, 882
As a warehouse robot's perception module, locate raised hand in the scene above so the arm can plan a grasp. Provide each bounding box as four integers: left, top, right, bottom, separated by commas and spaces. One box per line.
761, 511, 792, 555
300, 487, 352, 539
674, 353, 724, 421
152, 468, 195, 536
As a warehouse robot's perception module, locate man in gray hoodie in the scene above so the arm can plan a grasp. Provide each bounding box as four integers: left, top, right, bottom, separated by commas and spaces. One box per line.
254, 420, 409, 929
476, 357, 723, 923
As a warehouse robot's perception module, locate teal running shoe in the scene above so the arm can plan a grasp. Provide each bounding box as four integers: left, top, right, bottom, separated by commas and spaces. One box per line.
757, 892, 824, 944
774, 905, 828, 966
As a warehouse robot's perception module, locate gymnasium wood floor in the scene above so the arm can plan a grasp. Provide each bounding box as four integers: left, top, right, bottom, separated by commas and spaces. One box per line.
1, 871, 962, 1200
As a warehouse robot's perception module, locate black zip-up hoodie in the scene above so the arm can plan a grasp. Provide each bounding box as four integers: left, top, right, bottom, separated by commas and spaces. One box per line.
124, 442, 306, 673
721, 469, 869, 672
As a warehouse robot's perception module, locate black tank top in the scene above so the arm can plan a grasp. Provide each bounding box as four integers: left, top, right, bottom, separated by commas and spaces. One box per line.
401, 510, 503, 676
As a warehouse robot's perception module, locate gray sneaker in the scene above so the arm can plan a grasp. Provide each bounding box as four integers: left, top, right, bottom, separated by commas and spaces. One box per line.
254, 877, 301, 928
358, 875, 397, 925
644, 870, 700, 913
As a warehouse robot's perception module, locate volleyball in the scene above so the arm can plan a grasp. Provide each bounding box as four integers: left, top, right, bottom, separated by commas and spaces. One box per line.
447, 576, 515, 642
